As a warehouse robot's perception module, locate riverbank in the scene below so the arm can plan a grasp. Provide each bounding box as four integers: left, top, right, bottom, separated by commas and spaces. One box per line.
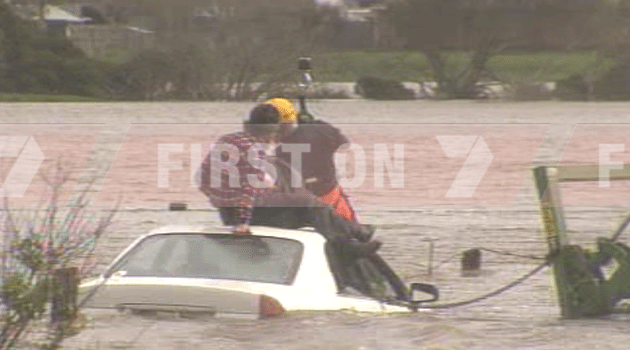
312, 80, 558, 100
0, 93, 106, 102
0, 81, 557, 102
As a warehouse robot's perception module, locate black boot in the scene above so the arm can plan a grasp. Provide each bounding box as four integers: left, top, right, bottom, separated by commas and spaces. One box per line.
353, 224, 375, 242
343, 239, 382, 257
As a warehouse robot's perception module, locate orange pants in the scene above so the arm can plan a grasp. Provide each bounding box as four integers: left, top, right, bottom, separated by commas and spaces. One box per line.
318, 185, 358, 223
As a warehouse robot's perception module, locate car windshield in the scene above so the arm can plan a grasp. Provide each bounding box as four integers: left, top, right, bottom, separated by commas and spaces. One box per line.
340, 258, 400, 301
109, 233, 304, 285
325, 243, 405, 302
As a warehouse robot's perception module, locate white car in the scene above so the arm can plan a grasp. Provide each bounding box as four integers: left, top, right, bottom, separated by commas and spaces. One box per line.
79, 225, 438, 319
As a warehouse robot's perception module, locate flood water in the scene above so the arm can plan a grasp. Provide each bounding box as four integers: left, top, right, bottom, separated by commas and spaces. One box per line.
2, 100, 630, 349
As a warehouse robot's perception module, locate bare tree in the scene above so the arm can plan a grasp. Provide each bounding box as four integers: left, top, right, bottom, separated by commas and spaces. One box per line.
204, 1, 336, 100
591, 0, 630, 63
114, 0, 338, 101
0, 165, 117, 349
387, 0, 529, 99
386, 0, 620, 99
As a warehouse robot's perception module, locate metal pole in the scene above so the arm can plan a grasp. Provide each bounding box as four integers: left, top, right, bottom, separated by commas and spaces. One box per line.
297, 57, 313, 122
533, 166, 572, 317
428, 240, 434, 276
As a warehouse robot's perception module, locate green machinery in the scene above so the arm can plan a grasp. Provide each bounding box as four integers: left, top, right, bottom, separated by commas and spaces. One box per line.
533, 165, 630, 318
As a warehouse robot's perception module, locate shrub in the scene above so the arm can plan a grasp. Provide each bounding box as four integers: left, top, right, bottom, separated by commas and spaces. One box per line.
118, 50, 177, 100
106, 47, 225, 101
3, 54, 105, 97
0, 166, 117, 349
354, 76, 415, 100
593, 63, 630, 101
554, 74, 589, 101
0, 4, 106, 97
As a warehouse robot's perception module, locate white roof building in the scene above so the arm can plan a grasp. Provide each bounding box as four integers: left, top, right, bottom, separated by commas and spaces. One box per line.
32, 5, 92, 24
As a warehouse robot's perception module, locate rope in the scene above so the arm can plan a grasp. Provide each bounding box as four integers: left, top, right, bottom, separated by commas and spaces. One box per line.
414, 211, 630, 310
428, 246, 544, 275
432, 251, 459, 270
610, 211, 630, 242
416, 260, 549, 309
479, 247, 545, 261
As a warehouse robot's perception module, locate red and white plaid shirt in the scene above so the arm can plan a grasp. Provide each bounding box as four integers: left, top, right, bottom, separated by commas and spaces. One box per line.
199, 131, 273, 224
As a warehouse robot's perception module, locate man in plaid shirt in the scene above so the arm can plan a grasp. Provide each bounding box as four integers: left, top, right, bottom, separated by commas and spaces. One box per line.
200, 126, 274, 230
200, 104, 380, 255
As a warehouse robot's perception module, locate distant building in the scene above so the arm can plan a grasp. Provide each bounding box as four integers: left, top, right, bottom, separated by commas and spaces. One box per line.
30, 4, 93, 36
8, 3, 156, 58
328, 3, 403, 50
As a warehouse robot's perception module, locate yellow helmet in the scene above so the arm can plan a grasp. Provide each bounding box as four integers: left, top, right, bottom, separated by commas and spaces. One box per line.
265, 98, 297, 124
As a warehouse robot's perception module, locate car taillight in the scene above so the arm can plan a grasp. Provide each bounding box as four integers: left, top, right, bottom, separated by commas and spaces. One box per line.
259, 294, 285, 318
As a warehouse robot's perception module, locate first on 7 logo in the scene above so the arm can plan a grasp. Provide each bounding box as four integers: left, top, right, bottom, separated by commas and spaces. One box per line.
155, 134, 497, 204
0, 136, 45, 198
437, 135, 494, 198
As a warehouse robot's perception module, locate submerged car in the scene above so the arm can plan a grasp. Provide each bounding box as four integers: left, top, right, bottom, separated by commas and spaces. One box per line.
79, 225, 438, 319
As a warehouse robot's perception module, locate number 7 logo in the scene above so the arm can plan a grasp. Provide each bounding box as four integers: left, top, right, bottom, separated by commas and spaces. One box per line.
0, 136, 45, 198
436, 135, 493, 198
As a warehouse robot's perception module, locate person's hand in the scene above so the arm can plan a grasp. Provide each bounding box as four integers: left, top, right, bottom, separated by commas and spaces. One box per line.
233, 224, 251, 235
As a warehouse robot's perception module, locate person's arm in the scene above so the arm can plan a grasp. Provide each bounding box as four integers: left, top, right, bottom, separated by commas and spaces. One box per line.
204, 134, 257, 231
234, 141, 272, 227
235, 190, 254, 226
235, 159, 257, 226
232, 190, 253, 234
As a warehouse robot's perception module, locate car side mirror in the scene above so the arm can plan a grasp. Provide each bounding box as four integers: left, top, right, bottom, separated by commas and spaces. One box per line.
410, 282, 439, 303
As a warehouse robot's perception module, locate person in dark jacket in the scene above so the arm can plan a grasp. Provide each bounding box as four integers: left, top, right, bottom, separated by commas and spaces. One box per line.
266, 98, 360, 222
199, 103, 379, 256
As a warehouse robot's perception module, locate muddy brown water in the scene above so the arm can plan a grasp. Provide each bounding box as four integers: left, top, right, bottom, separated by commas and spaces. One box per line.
3, 100, 630, 349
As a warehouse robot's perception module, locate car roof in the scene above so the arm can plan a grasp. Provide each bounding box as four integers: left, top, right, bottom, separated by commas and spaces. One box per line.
145, 225, 323, 244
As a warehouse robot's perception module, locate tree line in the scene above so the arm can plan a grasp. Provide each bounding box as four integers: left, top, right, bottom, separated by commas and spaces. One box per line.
386, 0, 630, 99
2, 0, 630, 100
0, 1, 338, 100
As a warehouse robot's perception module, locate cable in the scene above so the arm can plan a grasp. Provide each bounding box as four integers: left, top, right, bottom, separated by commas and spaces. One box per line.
478, 247, 545, 261
432, 251, 459, 270
610, 211, 630, 242
416, 261, 549, 309
428, 246, 544, 275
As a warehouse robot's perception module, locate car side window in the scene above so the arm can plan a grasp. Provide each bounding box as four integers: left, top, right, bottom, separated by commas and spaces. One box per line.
110, 233, 303, 285
113, 235, 184, 277
160, 238, 188, 275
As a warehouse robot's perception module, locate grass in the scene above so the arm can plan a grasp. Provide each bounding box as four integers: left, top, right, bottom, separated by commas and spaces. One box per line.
0, 93, 105, 102
315, 50, 616, 83
96, 48, 610, 83
314, 51, 432, 82
488, 51, 614, 82
95, 48, 134, 64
